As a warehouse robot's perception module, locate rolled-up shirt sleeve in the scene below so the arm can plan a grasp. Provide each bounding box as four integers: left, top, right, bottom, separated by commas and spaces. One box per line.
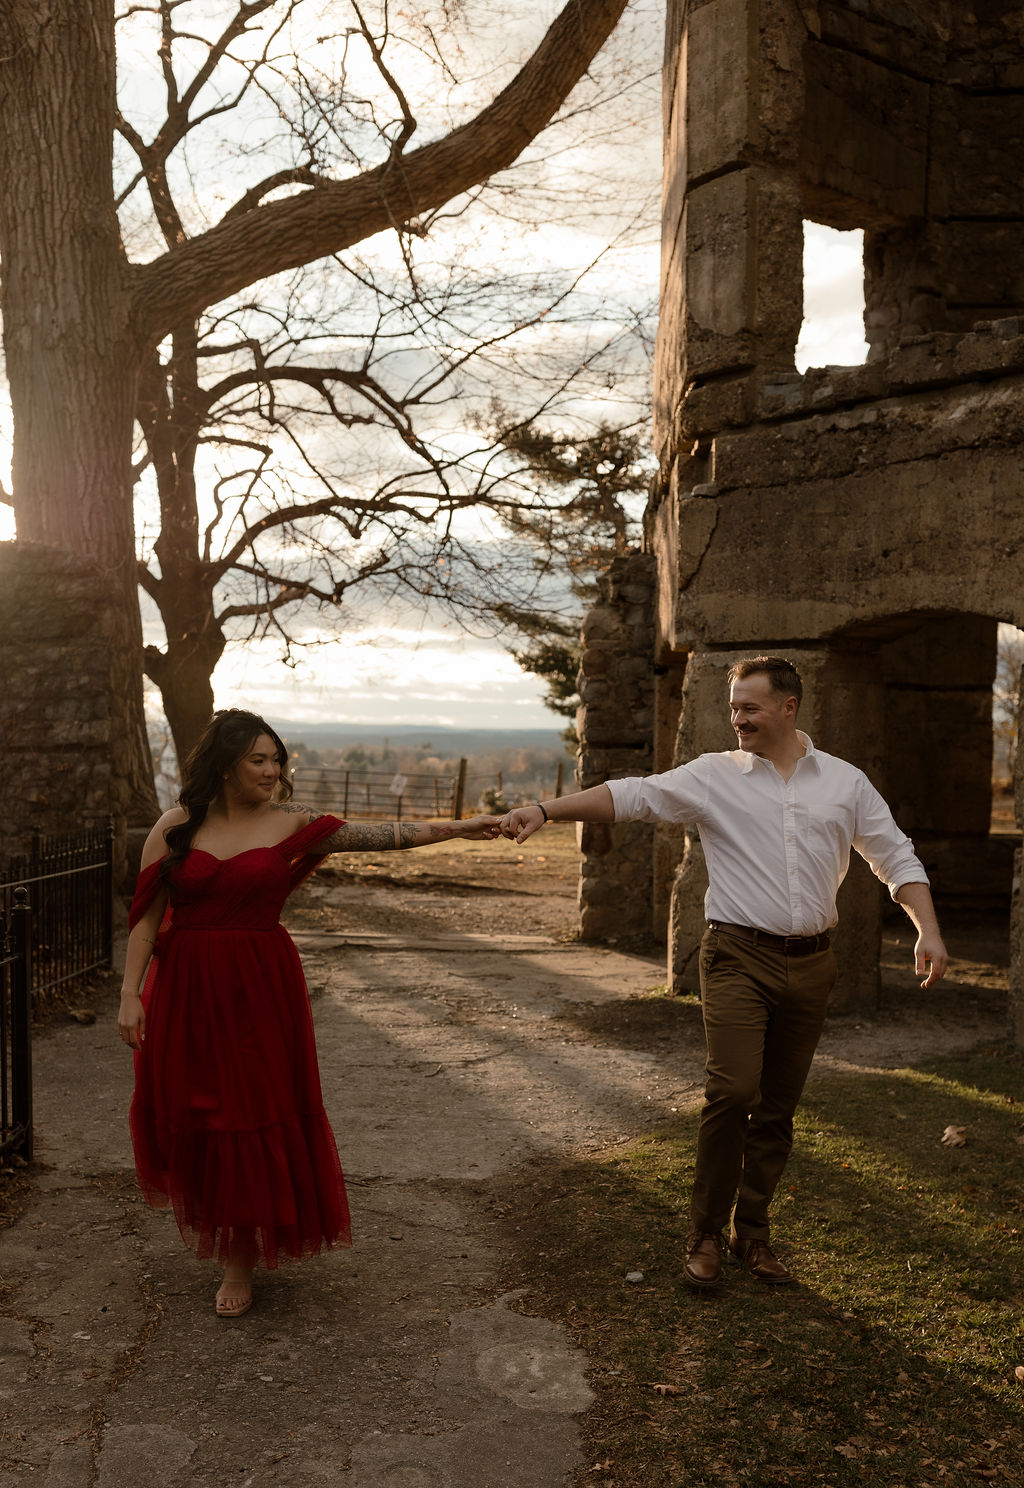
852, 774, 929, 899
605, 762, 708, 824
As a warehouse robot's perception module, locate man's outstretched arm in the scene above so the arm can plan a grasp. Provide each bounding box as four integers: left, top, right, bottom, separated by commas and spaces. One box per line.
894, 882, 948, 988
500, 784, 616, 843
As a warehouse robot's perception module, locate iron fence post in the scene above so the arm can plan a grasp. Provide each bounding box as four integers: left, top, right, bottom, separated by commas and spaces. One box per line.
105, 814, 116, 967
10, 887, 32, 1162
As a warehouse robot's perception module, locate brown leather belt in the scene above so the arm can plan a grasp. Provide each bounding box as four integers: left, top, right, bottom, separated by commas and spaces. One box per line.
708, 922, 831, 957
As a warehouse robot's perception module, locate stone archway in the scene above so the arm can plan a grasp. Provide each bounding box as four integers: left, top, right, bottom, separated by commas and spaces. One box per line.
576, 1, 1024, 1038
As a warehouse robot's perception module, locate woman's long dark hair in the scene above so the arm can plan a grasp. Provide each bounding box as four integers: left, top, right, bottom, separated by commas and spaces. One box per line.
160, 709, 294, 884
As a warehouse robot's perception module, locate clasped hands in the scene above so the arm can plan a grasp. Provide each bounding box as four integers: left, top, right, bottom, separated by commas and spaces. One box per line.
496, 804, 547, 845
456, 808, 545, 844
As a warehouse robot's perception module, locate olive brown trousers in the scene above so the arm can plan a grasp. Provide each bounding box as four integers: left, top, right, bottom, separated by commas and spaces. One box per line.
691, 926, 837, 1240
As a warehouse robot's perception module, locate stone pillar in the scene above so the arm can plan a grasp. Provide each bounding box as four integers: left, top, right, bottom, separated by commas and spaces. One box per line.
0, 544, 132, 878
576, 553, 656, 942
667, 648, 733, 991
652, 659, 688, 941
657, 0, 805, 465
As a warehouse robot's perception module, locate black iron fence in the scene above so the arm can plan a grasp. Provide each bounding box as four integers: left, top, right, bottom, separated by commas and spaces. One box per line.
0, 819, 115, 1001
0, 820, 115, 1165
291, 762, 467, 820
0, 888, 32, 1161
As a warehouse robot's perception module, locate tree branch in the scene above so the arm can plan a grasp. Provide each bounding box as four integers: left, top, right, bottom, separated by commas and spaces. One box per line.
130, 0, 629, 344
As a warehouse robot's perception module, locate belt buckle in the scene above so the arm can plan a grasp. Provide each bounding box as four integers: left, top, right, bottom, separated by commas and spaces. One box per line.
783, 935, 802, 955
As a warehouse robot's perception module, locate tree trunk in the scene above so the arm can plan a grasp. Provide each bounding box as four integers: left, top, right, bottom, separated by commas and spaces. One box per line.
136, 331, 229, 766
145, 632, 225, 773
0, 0, 157, 839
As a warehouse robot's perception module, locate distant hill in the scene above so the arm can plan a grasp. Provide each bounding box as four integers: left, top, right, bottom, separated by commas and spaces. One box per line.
276, 721, 572, 756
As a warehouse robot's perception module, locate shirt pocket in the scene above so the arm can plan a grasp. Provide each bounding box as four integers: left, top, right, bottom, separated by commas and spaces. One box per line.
799, 801, 855, 853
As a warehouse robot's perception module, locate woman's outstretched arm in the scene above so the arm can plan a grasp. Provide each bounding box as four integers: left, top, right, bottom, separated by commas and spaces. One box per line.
316, 815, 502, 853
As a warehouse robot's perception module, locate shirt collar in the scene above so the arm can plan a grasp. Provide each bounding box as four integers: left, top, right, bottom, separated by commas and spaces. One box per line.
735, 730, 818, 774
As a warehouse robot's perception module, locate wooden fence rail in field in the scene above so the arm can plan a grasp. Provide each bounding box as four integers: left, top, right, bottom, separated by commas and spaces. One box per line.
291, 762, 467, 820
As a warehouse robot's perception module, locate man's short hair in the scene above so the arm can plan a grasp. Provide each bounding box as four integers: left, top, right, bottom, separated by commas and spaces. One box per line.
727, 655, 803, 706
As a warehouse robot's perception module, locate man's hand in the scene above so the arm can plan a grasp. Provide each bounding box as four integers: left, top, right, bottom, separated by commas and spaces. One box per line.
914, 931, 948, 988
499, 804, 547, 844
894, 883, 947, 988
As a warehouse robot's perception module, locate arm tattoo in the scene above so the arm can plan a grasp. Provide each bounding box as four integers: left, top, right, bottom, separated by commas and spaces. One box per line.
271, 802, 317, 816
317, 821, 425, 854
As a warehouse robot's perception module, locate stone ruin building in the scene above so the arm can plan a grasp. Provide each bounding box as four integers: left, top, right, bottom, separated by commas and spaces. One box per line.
576, 0, 1024, 1044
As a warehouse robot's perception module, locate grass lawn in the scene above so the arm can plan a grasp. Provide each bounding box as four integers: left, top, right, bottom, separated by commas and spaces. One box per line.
505, 1030, 1024, 1487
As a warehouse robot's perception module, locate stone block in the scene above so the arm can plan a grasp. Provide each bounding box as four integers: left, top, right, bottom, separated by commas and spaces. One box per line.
580, 607, 623, 645
711, 376, 1024, 493
676, 372, 754, 443
929, 92, 1024, 218
756, 0, 806, 162
579, 646, 613, 676
675, 649, 742, 761
655, 248, 687, 457
802, 40, 928, 222
667, 436, 1024, 646
683, 170, 756, 351
817, 2, 946, 81
0, 543, 144, 868
668, 832, 709, 991
685, 168, 802, 382
938, 222, 1024, 312
682, 0, 755, 182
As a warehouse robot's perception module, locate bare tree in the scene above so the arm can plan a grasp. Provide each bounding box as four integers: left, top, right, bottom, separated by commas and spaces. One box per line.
133, 251, 646, 762
0, 0, 633, 826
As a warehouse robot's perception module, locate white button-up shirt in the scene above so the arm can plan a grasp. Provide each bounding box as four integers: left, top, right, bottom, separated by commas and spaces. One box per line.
605, 732, 928, 936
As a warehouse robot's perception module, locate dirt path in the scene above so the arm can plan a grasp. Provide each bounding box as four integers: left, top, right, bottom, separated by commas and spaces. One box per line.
0, 831, 1009, 1486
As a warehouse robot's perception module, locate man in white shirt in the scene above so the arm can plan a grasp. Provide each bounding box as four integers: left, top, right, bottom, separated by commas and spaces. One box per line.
499, 656, 947, 1290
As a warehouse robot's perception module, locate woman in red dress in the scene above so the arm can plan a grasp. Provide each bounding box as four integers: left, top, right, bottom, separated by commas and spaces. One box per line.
117, 709, 500, 1318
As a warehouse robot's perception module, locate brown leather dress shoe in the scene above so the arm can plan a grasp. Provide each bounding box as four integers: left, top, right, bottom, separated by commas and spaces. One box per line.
729, 1235, 793, 1284
684, 1230, 724, 1289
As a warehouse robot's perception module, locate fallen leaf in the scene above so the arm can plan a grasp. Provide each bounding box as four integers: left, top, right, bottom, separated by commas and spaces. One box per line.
1014, 1365, 1024, 1383
650, 1382, 681, 1397
941, 1125, 967, 1147
835, 1442, 858, 1459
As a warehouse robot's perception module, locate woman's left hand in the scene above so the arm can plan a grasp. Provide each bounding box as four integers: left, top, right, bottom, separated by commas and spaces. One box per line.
455, 815, 503, 840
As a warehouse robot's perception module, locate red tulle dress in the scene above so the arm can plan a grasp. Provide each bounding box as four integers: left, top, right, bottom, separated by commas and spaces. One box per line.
127, 814, 351, 1268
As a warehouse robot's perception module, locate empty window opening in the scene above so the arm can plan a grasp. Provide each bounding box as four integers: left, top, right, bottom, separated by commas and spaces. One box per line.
796, 223, 868, 373
993, 622, 1024, 822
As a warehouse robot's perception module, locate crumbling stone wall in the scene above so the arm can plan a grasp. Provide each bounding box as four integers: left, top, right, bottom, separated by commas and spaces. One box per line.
0, 544, 131, 876
575, 553, 656, 942
577, 1, 1024, 1031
